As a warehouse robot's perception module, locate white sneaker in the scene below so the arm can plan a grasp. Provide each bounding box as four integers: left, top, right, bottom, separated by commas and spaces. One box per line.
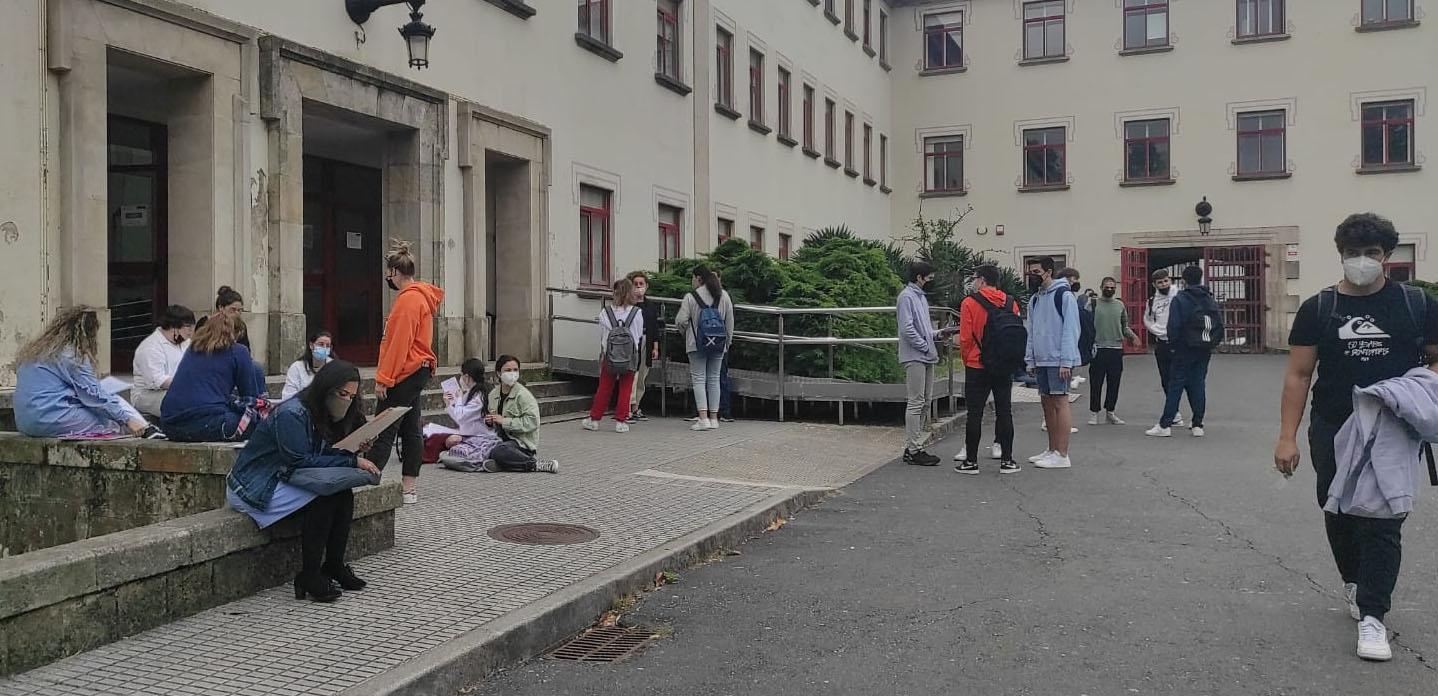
1039, 423, 1078, 433
1106, 411, 1126, 425
1028, 450, 1055, 463
1191, 426, 1205, 437
691, 418, 712, 431
1145, 425, 1172, 437
990, 442, 1004, 460
706, 419, 719, 431
954, 446, 968, 462
615, 422, 630, 433
1172, 414, 1185, 427
581, 418, 599, 431
1034, 453, 1072, 469
1071, 376, 1086, 386
1088, 413, 1100, 426
1345, 583, 1361, 621
403, 491, 418, 505
1357, 616, 1392, 661
535, 459, 561, 474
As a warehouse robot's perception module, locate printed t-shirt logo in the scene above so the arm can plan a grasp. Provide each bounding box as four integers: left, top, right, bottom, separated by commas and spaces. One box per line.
1337, 317, 1392, 340
1336, 315, 1392, 361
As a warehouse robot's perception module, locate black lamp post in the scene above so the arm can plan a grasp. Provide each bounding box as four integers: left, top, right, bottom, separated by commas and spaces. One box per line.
1195, 197, 1213, 236
346, 0, 437, 69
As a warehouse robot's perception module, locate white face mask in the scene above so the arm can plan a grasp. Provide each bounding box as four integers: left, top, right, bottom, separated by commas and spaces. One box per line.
1343, 256, 1385, 287
500, 371, 520, 387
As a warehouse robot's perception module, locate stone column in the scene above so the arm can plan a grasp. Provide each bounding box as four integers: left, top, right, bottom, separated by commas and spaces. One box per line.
259, 67, 308, 374
56, 35, 112, 369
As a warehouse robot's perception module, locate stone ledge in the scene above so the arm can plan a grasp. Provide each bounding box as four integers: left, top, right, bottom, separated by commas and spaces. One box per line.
0, 433, 237, 474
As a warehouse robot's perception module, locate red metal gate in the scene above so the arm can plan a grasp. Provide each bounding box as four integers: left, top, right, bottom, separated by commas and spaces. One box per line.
1202, 245, 1266, 353
1120, 247, 1149, 354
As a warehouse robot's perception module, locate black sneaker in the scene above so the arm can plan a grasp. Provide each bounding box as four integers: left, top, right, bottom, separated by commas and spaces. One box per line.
633, 410, 650, 421
139, 425, 167, 440
719, 415, 736, 423
999, 460, 1021, 474
953, 461, 979, 475
904, 449, 940, 466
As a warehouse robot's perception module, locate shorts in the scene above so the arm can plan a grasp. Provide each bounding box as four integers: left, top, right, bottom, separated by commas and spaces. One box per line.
1034, 367, 1069, 396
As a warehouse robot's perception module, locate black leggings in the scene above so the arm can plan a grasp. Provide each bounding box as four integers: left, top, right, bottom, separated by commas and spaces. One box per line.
371, 366, 431, 477
297, 490, 354, 575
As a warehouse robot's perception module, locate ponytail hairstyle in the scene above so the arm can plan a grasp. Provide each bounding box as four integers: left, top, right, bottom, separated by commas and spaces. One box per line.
191, 312, 239, 354
386, 239, 417, 278
460, 357, 487, 407
693, 264, 723, 301
215, 286, 244, 311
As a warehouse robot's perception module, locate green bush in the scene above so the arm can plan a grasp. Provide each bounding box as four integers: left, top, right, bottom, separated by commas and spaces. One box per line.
1407, 279, 1438, 297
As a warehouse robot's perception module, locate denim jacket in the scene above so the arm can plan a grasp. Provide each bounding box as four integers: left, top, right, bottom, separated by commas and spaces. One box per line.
226, 398, 356, 509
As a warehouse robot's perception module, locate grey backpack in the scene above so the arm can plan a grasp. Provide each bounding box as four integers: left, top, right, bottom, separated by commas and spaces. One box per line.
603, 306, 638, 375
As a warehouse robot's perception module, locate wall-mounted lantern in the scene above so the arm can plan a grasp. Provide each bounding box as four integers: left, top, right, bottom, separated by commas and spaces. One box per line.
346, 0, 437, 69
1195, 197, 1213, 236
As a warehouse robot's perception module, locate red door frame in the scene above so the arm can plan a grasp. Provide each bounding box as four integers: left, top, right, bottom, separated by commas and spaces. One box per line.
303, 157, 384, 365
1120, 247, 1149, 354
1203, 245, 1267, 353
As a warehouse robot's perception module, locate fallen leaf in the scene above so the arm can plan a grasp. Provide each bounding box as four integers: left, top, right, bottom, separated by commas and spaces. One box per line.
597, 611, 621, 628
764, 517, 788, 532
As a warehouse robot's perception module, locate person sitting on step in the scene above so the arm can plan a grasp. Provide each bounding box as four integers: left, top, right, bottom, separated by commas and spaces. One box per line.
161, 313, 267, 442
282, 330, 335, 400
437, 358, 504, 472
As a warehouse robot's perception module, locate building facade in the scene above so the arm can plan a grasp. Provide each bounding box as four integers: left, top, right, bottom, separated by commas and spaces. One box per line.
0, 0, 1433, 386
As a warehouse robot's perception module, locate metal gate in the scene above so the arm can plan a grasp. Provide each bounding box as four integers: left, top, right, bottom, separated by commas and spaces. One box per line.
1120, 247, 1150, 354
1202, 245, 1266, 353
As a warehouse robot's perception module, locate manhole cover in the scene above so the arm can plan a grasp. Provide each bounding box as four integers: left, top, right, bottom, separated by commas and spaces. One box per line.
551, 626, 659, 662
487, 523, 600, 545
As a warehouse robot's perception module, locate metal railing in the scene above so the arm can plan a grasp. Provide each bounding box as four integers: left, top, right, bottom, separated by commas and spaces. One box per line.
545, 287, 961, 422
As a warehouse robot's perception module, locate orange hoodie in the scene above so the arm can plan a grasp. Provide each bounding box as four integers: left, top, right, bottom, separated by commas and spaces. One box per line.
376, 281, 444, 387
958, 287, 1019, 370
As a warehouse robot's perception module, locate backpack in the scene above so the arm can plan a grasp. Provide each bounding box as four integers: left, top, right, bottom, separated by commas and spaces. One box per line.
602, 306, 638, 375
1315, 283, 1427, 357
973, 294, 1028, 375
690, 290, 729, 357
1180, 288, 1225, 350
1053, 289, 1097, 366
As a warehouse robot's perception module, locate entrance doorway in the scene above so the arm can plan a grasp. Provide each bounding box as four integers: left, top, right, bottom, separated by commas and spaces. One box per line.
107, 115, 169, 374
303, 156, 384, 365
1120, 245, 1267, 353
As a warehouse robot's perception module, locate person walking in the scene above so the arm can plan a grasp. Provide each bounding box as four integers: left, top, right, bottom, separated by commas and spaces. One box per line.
370, 240, 444, 505
953, 265, 1022, 475
1144, 269, 1185, 427
675, 265, 734, 431
1146, 265, 1222, 438
1088, 277, 1139, 425
626, 271, 664, 421
583, 278, 644, 433
1024, 256, 1080, 469
1275, 212, 1438, 662
898, 262, 941, 466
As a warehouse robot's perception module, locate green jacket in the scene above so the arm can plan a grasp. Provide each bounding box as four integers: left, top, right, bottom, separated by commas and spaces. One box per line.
1093, 297, 1139, 349
489, 383, 541, 452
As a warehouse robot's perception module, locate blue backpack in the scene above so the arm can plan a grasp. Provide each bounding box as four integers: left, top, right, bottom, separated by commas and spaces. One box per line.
691, 290, 729, 356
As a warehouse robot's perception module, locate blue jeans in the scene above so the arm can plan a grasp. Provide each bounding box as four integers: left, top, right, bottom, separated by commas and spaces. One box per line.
1160, 349, 1211, 428
719, 355, 733, 418
164, 409, 250, 442
688, 351, 725, 414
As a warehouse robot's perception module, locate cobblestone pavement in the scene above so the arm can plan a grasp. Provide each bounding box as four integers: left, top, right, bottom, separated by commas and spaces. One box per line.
0, 418, 901, 696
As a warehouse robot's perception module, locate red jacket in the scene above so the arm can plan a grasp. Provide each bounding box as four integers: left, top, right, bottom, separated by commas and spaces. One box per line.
958, 287, 1019, 370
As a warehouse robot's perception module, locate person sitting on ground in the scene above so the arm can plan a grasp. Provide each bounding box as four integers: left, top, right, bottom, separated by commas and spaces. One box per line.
14, 306, 165, 440
194, 286, 250, 350
283, 330, 334, 400
438, 358, 504, 472
226, 359, 381, 603
583, 278, 644, 434
131, 304, 195, 420
161, 313, 267, 442
485, 355, 560, 473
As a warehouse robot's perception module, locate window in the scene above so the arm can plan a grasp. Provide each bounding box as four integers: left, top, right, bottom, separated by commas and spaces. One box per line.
802, 84, 816, 150
579, 185, 612, 288
1123, 0, 1169, 50
1124, 119, 1171, 181
716, 28, 734, 108
658, 204, 682, 268
1023, 1, 1066, 60
925, 136, 965, 192
751, 225, 765, 252
924, 11, 964, 69
1236, 0, 1284, 38
717, 217, 734, 243
845, 0, 855, 35
880, 133, 889, 187
879, 10, 889, 63
1236, 110, 1286, 176
863, 124, 873, 181
779, 233, 793, 260
749, 49, 765, 125
844, 112, 855, 169
578, 0, 611, 45
1362, 101, 1415, 168
657, 1, 681, 80
824, 98, 836, 160
1023, 127, 1066, 188
863, 0, 873, 48
1385, 244, 1416, 282
777, 68, 792, 139
1362, 0, 1414, 25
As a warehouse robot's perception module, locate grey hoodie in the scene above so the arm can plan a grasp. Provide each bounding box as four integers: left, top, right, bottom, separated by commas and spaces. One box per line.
1327, 367, 1438, 519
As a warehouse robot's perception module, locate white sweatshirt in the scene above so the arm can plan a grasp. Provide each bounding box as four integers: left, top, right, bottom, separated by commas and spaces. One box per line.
447, 390, 495, 438
1144, 290, 1176, 341
597, 305, 646, 352
131, 328, 188, 415
282, 359, 329, 400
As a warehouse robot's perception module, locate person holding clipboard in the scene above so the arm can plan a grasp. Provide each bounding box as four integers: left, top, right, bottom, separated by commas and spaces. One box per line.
225, 360, 381, 603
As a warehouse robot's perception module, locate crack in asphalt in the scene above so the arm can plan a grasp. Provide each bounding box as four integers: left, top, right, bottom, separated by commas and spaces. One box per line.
1390, 631, 1437, 672
1002, 476, 1066, 563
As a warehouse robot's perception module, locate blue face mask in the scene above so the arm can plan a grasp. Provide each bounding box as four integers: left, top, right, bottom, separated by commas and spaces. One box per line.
312, 346, 331, 362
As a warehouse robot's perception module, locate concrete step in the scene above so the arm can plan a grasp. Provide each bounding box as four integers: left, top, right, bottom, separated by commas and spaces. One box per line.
264, 363, 552, 399
353, 380, 593, 414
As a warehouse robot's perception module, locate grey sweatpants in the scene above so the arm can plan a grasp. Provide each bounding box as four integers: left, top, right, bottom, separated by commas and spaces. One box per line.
904, 361, 934, 451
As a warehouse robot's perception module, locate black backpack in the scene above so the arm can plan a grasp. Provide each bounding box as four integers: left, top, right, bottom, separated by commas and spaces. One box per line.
1180, 288, 1225, 350
1053, 290, 1097, 366
973, 294, 1027, 374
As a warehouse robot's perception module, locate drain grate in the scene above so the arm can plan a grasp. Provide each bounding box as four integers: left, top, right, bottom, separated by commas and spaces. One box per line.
551, 626, 659, 662
487, 522, 600, 545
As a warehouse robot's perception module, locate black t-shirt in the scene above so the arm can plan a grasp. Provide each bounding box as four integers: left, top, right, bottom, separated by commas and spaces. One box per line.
1288, 282, 1438, 423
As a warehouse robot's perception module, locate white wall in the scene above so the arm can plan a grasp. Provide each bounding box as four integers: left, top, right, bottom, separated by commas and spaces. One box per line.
0, 0, 49, 387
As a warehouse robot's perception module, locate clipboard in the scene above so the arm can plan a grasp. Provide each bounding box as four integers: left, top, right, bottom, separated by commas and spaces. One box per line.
333, 406, 410, 452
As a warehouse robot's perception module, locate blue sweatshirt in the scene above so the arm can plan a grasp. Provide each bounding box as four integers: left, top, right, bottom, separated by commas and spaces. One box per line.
161, 344, 262, 422
897, 283, 938, 365
1025, 278, 1081, 368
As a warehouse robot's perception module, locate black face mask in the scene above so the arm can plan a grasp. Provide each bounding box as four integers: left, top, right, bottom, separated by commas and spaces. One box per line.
1102, 288, 1116, 298
1026, 274, 1042, 292
1070, 282, 1081, 293
386, 276, 399, 292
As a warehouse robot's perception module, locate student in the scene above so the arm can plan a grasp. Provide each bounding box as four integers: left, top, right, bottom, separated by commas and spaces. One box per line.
194, 286, 250, 350
283, 330, 334, 400
369, 240, 444, 505
954, 265, 1022, 475
675, 265, 735, 432
897, 261, 941, 465
14, 306, 165, 440
583, 278, 645, 433
438, 358, 504, 471
1147, 265, 1222, 438
626, 271, 665, 421
1275, 212, 1438, 662
1144, 269, 1185, 427
1088, 277, 1139, 425
226, 360, 381, 603
1024, 256, 1080, 469
161, 313, 266, 442
486, 355, 560, 473
132, 304, 196, 419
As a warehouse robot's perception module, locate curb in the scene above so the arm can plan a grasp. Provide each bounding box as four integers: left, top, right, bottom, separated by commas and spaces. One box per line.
340, 487, 834, 696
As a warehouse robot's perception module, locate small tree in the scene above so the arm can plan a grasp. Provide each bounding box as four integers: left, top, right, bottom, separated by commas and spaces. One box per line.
894, 205, 1026, 310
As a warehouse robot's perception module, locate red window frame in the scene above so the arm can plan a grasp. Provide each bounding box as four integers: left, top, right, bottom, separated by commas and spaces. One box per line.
657, 2, 681, 80
802, 85, 816, 149
578, 0, 611, 45
750, 226, 765, 252
880, 133, 888, 186
1124, 118, 1171, 181
777, 68, 792, 138
717, 217, 733, 243
863, 0, 872, 47
716, 28, 734, 108
579, 188, 612, 289
1236, 0, 1284, 38
1385, 260, 1416, 282
1122, 0, 1169, 50
1023, 0, 1066, 60
1236, 110, 1286, 175
845, 0, 855, 33
1361, 101, 1415, 167
825, 99, 836, 158
844, 112, 855, 167
1022, 127, 1066, 188
879, 10, 889, 62
1362, 0, 1414, 25
779, 233, 792, 261
924, 136, 964, 192
749, 49, 764, 124
863, 124, 873, 179
658, 206, 682, 269
924, 12, 964, 69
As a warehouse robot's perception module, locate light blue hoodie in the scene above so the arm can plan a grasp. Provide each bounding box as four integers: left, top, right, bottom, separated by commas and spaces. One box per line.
1025, 277, 1081, 369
